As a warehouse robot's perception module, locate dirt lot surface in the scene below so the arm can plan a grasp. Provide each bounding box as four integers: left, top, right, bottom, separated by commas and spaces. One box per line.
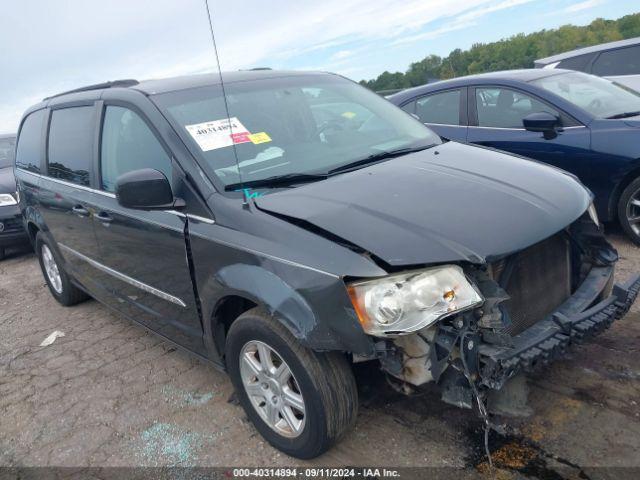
1, 228, 640, 478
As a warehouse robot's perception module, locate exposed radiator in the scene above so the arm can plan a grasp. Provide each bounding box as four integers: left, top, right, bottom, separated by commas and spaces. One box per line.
490, 232, 571, 336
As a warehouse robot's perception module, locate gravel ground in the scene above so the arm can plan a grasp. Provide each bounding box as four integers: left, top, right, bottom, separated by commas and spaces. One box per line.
1, 227, 640, 478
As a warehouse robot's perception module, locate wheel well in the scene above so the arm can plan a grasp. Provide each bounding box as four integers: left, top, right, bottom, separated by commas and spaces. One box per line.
212, 295, 257, 355
610, 164, 640, 221
27, 222, 39, 246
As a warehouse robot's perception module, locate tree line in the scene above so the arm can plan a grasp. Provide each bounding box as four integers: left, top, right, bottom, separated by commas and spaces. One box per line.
359, 12, 640, 92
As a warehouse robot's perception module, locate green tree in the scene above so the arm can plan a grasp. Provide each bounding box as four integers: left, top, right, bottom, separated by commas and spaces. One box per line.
361, 13, 640, 91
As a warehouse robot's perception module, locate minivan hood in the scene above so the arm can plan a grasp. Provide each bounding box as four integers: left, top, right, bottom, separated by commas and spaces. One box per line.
256, 142, 591, 266
0, 167, 16, 193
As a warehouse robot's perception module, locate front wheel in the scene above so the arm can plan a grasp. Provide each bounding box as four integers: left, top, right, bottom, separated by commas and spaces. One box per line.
226, 307, 358, 459
618, 177, 640, 245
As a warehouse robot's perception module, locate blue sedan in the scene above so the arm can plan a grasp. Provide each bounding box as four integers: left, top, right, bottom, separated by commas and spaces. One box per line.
388, 69, 640, 243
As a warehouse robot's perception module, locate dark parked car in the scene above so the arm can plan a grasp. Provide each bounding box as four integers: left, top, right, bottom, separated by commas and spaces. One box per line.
535, 37, 640, 92
389, 69, 640, 243
16, 71, 639, 458
0, 133, 29, 260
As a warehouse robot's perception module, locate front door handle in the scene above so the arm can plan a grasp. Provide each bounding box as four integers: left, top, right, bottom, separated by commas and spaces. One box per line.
96, 212, 113, 224
72, 205, 90, 217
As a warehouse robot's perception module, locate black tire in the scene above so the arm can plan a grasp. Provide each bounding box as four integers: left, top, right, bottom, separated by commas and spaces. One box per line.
36, 232, 89, 306
226, 307, 358, 459
618, 177, 640, 246
0, 247, 5, 261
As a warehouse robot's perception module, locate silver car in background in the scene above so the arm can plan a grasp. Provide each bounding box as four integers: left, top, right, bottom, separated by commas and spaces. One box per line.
535, 37, 640, 91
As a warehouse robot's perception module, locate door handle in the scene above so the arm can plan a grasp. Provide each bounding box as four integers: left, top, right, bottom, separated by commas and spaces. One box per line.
72, 205, 90, 217
96, 212, 113, 224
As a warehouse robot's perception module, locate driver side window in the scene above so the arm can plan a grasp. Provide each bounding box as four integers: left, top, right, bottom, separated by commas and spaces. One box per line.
475, 87, 561, 129
100, 106, 173, 192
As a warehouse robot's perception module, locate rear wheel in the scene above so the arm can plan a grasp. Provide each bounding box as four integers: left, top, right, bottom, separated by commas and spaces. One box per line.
618, 177, 640, 245
36, 232, 88, 306
226, 307, 358, 459
0, 247, 5, 261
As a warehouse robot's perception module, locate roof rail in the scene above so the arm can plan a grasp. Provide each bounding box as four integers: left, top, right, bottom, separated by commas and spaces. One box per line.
43, 79, 139, 101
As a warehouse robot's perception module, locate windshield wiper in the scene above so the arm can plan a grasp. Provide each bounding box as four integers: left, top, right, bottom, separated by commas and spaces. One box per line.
223, 144, 435, 191
224, 173, 328, 191
327, 144, 435, 175
606, 111, 640, 119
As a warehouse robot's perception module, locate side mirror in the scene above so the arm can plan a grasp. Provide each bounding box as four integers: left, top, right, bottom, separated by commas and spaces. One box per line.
523, 112, 560, 139
115, 168, 184, 210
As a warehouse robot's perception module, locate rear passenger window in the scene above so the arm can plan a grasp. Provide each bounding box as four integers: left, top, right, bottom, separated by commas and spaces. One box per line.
415, 90, 461, 125
100, 106, 172, 192
48, 107, 95, 186
593, 46, 640, 76
16, 110, 46, 173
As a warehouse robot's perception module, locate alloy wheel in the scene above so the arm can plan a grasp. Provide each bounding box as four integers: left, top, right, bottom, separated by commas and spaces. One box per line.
42, 244, 63, 294
239, 340, 306, 438
627, 191, 640, 237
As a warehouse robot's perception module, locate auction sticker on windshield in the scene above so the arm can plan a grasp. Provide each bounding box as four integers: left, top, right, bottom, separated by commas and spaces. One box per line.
185, 117, 250, 151
248, 132, 272, 144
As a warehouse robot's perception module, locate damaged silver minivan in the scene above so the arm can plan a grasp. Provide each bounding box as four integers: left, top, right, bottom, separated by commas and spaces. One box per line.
17, 70, 640, 459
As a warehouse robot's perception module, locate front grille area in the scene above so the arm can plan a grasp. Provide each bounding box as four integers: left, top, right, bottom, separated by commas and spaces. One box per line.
490, 233, 571, 336
0, 216, 24, 234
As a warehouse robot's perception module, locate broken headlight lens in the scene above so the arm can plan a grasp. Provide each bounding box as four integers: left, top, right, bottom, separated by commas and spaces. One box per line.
347, 265, 483, 336
0, 193, 17, 206
587, 201, 599, 226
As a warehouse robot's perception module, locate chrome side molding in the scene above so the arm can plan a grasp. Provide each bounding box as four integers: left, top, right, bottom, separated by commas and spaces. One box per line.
58, 243, 187, 308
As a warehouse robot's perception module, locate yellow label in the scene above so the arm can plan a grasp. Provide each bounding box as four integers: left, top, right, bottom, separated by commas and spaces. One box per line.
341, 111, 357, 119
249, 132, 272, 144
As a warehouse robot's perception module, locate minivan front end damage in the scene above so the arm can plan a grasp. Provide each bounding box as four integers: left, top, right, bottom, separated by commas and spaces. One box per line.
350, 212, 640, 408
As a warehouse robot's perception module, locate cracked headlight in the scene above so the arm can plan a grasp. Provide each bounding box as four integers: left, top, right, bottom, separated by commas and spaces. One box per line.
0, 193, 17, 207
587, 201, 599, 226
347, 265, 483, 336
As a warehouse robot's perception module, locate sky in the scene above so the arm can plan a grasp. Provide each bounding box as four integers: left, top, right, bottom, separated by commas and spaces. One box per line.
0, 0, 638, 132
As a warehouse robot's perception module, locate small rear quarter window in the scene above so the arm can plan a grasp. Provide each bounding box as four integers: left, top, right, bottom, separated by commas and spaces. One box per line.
16, 110, 46, 173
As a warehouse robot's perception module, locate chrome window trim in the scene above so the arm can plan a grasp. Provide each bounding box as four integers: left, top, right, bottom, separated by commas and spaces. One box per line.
185, 213, 216, 224
58, 243, 187, 307
166, 210, 186, 218
467, 125, 587, 131
17, 168, 116, 197
425, 122, 465, 127
16, 168, 216, 223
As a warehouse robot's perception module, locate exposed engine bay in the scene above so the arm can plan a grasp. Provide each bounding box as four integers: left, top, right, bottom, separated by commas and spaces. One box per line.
371, 212, 640, 409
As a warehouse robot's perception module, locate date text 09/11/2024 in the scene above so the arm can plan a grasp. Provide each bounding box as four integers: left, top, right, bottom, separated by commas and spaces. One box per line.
231, 468, 401, 478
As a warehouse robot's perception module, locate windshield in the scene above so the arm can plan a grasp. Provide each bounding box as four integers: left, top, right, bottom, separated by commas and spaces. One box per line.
0, 137, 16, 169
531, 71, 640, 119
153, 73, 440, 189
